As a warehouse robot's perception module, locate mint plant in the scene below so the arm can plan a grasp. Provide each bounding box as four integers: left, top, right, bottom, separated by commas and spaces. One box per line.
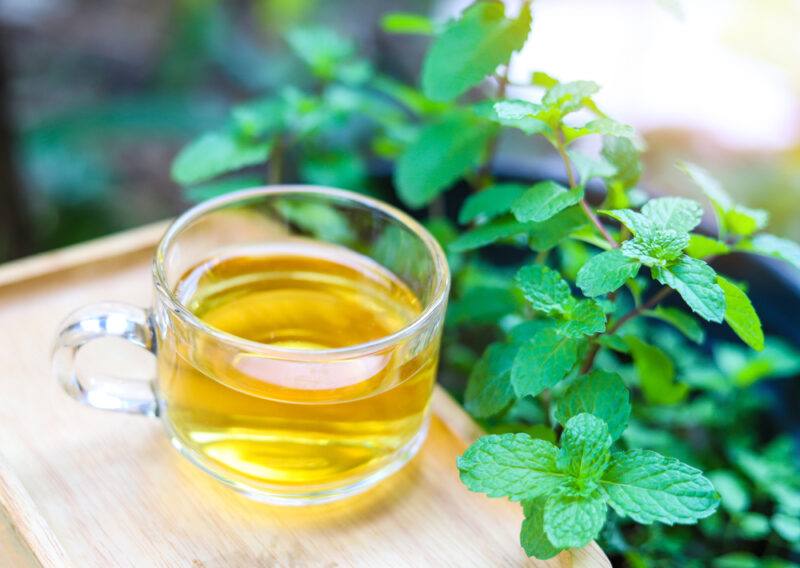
170, 2, 800, 564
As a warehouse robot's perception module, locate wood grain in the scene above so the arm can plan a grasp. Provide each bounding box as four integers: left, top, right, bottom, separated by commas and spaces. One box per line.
0, 226, 609, 567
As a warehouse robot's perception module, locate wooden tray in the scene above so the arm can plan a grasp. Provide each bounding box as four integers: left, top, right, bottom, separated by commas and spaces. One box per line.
0, 224, 609, 568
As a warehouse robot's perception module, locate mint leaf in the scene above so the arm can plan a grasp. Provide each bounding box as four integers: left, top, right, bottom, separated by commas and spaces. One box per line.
491, 100, 551, 136
515, 265, 572, 315
643, 306, 705, 344
286, 26, 354, 79
395, 113, 496, 207
602, 136, 642, 196
576, 249, 641, 296
557, 413, 612, 480
464, 343, 517, 418
620, 228, 689, 267
512, 181, 583, 223
422, 1, 531, 101
600, 449, 720, 524
707, 470, 750, 514
447, 286, 517, 325
568, 150, 617, 185
625, 336, 688, 405
459, 183, 527, 224
380, 12, 435, 35
726, 205, 768, 237
543, 80, 600, 115
772, 513, 800, 543
457, 434, 564, 501
449, 218, 532, 252
580, 118, 636, 140
717, 276, 764, 351
601, 208, 652, 235
561, 300, 606, 338
744, 233, 800, 272
520, 499, 563, 559
543, 489, 607, 548
641, 197, 703, 233
555, 370, 631, 441
171, 132, 272, 186
738, 513, 770, 540
512, 328, 580, 398
686, 234, 730, 258
232, 97, 286, 138
528, 206, 589, 252
652, 256, 725, 322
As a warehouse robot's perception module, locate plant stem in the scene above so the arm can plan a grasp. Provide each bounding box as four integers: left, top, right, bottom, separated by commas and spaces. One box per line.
268, 136, 284, 185
553, 134, 618, 249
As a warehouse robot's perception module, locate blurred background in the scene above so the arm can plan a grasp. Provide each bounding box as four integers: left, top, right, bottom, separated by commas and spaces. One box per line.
0, 0, 798, 261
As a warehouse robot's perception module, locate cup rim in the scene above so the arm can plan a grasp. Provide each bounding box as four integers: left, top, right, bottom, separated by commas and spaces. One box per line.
153, 185, 450, 358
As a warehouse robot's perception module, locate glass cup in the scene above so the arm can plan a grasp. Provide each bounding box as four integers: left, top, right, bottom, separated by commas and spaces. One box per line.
52, 186, 450, 505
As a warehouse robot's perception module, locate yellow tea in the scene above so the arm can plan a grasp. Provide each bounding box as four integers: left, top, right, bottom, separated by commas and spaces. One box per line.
157, 242, 437, 493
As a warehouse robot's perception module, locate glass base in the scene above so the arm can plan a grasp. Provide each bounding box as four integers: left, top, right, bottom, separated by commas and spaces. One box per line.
165, 418, 430, 506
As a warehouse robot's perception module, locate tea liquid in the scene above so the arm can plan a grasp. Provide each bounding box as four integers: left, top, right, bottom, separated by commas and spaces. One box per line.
157, 242, 437, 490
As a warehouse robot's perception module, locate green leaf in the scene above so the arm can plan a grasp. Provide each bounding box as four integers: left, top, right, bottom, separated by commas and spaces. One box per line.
557, 413, 612, 480
422, 1, 531, 101
576, 249, 641, 297
641, 197, 703, 233
520, 499, 563, 559
464, 343, 517, 418
561, 300, 606, 338
511, 328, 580, 398
580, 118, 637, 140
598, 334, 630, 354
183, 175, 263, 203
491, 100, 551, 136
642, 306, 705, 344
602, 136, 642, 195
512, 181, 583, 223
380, 12, 435, 35
231, 97, 286, 138
300, 151, 367, 190
652, 256, 726, 323
457, 434, 564, 501
678, 161, 731, 230
515, 265, 572, 315
171, 132, 272, 186
707, 470, 750, 514
543, 80, 600, 115
555, 370, 631, 441
531, 71, 559, 88
773, 513, 800, 543
600, 449, 720, 524
601, 209, 652, 235
568, 150, 617, 185
621, 229, 689, 267
686, 234, 730, 258
543, 489, 607, 548
717, 276, 764, 351
286, 26, 354, 79
274, 199, 354, 244
625, 336, 688, 405
726, 205, 769, 237
737, 513, 770, 539
528, 206, 589, 252
449, 218, 532, 252
459, 183, 527, 224
744, 233, 800, 271
447, 286, 518, 325
395, 113, 496, 207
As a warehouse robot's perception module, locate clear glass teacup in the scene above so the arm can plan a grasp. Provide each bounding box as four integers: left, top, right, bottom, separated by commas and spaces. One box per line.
52, 186, 450, 504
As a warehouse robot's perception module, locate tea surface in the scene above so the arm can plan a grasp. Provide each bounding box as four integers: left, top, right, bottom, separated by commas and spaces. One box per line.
158, 242, 437, 493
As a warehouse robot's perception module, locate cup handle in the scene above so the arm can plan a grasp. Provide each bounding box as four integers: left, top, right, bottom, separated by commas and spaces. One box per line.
52, 302, 158, 416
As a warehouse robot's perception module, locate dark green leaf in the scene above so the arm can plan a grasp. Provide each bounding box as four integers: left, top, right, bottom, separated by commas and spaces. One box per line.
512, 181, 583, 223
464, 343, 518, 418
528, 206, 589, 252
512, 328, 581, 398
449, 217, 532, 252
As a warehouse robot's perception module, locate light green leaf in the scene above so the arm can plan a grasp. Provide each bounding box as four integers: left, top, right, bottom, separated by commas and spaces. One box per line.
561, 300, 606, 338
300, 151, 367, 190
599, 334, 631, 354
717, 276, 764, 351
600, 449, 720, 524
543, 80, 600, 115
620, 229, 689, 267
652, 256, 726, 323
557, 413, 612, 480
422, 1, 531, 101
171, 132, 272, 186
686, 234, 730, 258
643, 306, 705, 344
274, 199, 354, 244
512, 328, 580, 398
232, 97, 286, 138
395, 113, 496, 207
449, 218, 532, 252
568, 150, 617, 185
531, 70, 559, 88
447, 286, 518, 325
678, 161, 731, 231
625, 336, 688, 405
707, 470, 750, 514
543, 489, 607, 548
459, 183, 527, 224
457, 434, 564, 501
380, 12, 435, 35
491, 100, 551, 136
520, 499, 563, 560
744, 233, 800, 272
600, 209, 652, 235
726, 205, 769, 237
464, 343, 517, 418
773, 513, 800, 543
529, 206, 589, 252
601, 136, 642, 196
515, 264, 573, 315
737, 513, 770, 540
512, 181, 583, 223
576, 249, 641, 296
580, 118, 637, 140
286, 26, 354, 79
555, 371, 631, 441
641, 197, 703, 233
